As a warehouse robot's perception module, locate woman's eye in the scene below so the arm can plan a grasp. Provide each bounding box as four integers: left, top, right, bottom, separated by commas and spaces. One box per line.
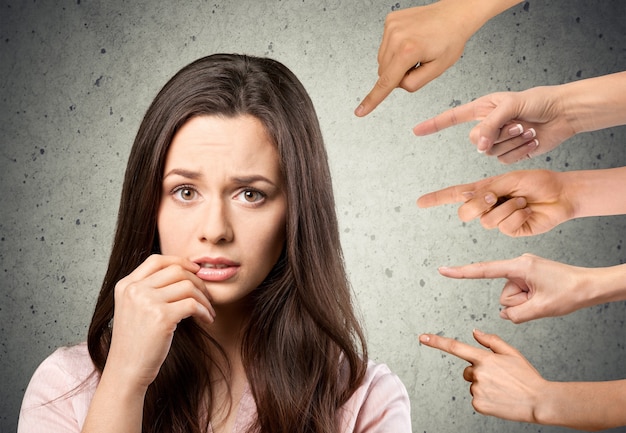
237, 189, 265, 203
174, 187, 197, 201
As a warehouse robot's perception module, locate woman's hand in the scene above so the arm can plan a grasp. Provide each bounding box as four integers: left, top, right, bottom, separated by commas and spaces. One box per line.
106, 255, 215, 390
413, 86, 576, 162
413, 71, 626, 162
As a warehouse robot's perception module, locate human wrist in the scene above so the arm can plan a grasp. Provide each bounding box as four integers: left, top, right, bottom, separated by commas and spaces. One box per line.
553, 170, 581, 221
563, 167, 626, 220
585, 264, 626, 307
99, 360, 151, 400
83, 368, 146, 433
558, 168, 610, 221
533, 380, 570, 426
437, 0, 509, 40
558, 80, 597, 135
558, 72, 626, 134
568, 264, 599, 311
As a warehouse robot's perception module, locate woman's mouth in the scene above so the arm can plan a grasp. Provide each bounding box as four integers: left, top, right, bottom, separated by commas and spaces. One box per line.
200, 263, 230, 269
195, 258, 239, 281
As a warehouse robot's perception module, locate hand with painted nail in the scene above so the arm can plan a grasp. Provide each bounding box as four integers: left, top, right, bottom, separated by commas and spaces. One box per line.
419, 330, 626, 430
417, 169, 574, 237
355, 0, 524, 117
106, 254, 216, 389
413, 71, 626, 162
413, 87, 573, 162
438, 254, 604, 323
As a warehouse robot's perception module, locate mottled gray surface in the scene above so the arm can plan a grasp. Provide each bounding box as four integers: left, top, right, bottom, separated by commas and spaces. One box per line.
2, 1, 626, 432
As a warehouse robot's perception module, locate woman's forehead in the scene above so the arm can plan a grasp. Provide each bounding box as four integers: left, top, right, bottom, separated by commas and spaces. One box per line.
164, 115, 282, 181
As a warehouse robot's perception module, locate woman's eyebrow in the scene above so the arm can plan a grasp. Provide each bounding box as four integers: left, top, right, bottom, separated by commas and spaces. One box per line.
163, 170, 278, 187
231, 175, 277, 186
163, 168, 202, 180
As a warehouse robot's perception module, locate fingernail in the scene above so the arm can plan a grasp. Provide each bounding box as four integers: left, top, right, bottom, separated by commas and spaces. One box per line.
419, 334, 430, 343
477, 136, 489, 153
528, 138, 539, 148
354, 105, 364, 116
461, 191, 475, 200
473, 328, 484, 335
508, 124, 523, 136
515, 197, 526, 207
522, 128, 536, 139
484, 193, 496, 205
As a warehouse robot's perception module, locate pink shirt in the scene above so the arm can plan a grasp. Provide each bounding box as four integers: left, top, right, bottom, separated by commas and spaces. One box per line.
18, 343, 412, 432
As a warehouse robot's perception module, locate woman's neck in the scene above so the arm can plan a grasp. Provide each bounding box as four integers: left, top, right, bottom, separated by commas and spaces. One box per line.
205, 303, 251, 433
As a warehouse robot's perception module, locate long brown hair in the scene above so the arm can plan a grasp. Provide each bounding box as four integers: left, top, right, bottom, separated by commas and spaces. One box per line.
87, 54, 367, 433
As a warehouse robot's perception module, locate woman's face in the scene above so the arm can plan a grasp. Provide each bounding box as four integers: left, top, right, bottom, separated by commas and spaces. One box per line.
158, 115, 287, 307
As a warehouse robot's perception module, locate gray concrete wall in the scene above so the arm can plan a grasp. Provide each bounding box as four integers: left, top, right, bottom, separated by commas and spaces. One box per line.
1, 1, 625, 432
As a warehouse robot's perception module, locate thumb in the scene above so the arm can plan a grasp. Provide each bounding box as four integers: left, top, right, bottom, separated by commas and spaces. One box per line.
399, 60, 445, 94
476, 99, 520, 152
477, 170, 527, 200
472, 329, 521, 356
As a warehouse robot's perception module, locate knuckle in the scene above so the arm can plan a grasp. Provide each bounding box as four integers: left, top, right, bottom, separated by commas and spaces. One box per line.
384, 22, 403, 41
507, 311, 523, 324
397, 39, 418, 57
182, 298, 200, 314
472, 369, 484, 382
401, 78, 422, 93
375, 74, 394, 90
519, 253, 536, 267
170, 263, 186, 275
480, 217, 495, 230
115, 278, 138, 298
457, 206, 472, 222
145, 254, 161, 264
122, 281, 145, 302
114, 280, 126, 296
471, 397, 486, 414
446, 339, 460, 354
448, 108, 459, 127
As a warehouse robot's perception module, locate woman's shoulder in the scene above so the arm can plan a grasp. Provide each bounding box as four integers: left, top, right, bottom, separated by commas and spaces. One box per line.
18, 342, 98, 433
356, 359, 411, 406
34, 342, 96, 382
339, 359, 412, 432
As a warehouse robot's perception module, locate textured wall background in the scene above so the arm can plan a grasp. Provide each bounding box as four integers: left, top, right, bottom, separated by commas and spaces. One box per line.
1, 1, 625, 432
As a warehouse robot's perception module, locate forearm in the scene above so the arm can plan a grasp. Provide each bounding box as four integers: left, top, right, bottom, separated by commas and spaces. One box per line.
536, 379, 626, 430
557, 71, 626, 134
577, 263, 626, 308
81, 368, 146, 433
562, 166, 626, 219
438, 0, 524, 39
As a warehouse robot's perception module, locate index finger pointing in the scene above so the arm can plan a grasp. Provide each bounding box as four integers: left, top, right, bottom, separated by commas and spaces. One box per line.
416, 183, 472, 208
412, 102, 478, 136
419, 334, 483, 364
355, 58, 419, 117
438, 258, 519, 280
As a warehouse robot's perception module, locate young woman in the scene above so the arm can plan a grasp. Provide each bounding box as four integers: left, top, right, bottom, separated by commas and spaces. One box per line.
17, 54, 411, 433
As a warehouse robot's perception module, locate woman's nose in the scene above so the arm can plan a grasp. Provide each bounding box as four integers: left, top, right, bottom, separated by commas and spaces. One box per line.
199, 200, 234, 244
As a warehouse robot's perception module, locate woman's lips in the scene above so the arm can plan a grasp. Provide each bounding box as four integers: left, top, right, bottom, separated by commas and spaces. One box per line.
194, 259, 239, 282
